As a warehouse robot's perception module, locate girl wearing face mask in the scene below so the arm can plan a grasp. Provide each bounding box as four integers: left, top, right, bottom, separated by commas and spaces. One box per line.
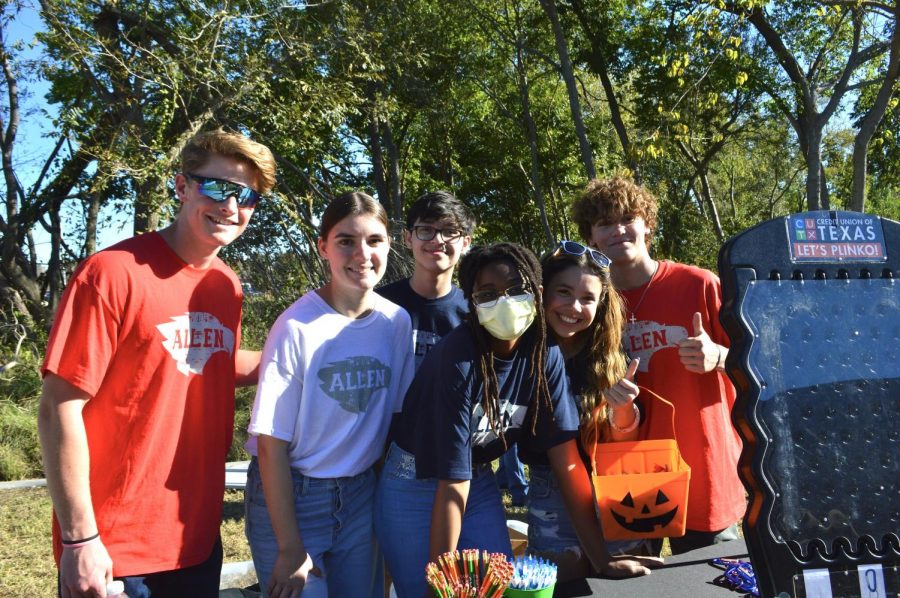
375, 242, 619, 597
244, 192, 414, 598
520, 241, 664, 581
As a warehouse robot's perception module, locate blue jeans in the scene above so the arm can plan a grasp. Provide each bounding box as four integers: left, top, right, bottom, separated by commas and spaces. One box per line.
495, 443, 528, 504
244, 458, 382, 598
58, 537, 223, 598
528, 464, 643, 557
374, 443, 512, 598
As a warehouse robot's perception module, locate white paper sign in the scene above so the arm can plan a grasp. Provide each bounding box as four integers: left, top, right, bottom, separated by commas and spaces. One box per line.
803, 568, 834, 598
858, 564, 887, 598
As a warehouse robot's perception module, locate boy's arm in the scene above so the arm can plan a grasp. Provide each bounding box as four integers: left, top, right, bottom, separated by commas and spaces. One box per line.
38, 373, 113, 596
235, 349, 262, 386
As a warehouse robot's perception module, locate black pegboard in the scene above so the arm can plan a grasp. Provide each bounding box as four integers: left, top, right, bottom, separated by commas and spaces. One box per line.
718, 210, 900, 598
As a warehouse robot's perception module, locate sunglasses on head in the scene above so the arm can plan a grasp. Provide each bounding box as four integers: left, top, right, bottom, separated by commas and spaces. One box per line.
552, 240, 612, 269
183, 173, 262, 208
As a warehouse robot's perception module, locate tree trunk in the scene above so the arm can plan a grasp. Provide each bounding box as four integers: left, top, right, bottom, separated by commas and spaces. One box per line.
539, 0, 595, 179
804, 121, 823, 211
47, 196, 63, 313
569, 0, 638, 179
516, 44, 554, 246
851, 135, 870, 213
0, 47, 43, 317
382, 119, 403, 222
698, 170, 724, 242
133, 178, 162, 235
692, 179, 705, 218
85, 191, 101, 256
851, 5, 900, 211
728, 165, 738, 222
367, 97, 389, 206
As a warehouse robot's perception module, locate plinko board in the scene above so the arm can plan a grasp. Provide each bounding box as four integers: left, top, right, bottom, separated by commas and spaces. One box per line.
718, 210, 900, 598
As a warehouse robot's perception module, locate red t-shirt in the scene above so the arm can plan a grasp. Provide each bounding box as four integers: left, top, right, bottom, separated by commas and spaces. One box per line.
621, 260, 745, 532
42, 232, 242, 575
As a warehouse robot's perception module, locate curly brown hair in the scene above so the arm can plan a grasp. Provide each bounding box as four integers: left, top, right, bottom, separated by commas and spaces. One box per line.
540, 251, 627, 449
571, 177, 658, 248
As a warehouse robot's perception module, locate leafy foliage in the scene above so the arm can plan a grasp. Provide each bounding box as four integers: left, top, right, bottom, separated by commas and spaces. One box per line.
1, 0, 899, 480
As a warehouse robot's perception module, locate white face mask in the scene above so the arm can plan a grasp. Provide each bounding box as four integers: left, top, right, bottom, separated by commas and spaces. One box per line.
475, 294, 537, 340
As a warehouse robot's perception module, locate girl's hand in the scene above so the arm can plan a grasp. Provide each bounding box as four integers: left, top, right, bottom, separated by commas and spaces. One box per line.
268, 549, 322, 598
598, 554, 664, 578
606, 358, 640, 411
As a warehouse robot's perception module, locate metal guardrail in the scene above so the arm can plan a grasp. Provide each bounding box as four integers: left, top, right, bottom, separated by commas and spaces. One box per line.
0, 461, 251, 491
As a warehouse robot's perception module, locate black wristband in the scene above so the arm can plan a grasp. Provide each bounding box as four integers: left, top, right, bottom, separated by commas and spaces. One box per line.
61, 532, 100, 546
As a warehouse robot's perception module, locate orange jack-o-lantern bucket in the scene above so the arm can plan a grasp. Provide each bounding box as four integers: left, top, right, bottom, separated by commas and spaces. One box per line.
591, 387, 690, 541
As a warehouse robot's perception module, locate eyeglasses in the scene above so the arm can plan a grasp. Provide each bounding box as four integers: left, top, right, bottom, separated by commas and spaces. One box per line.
183, 173, 263, 209
410, 224, 464, 243
471, 284, 533, 308
552, 240, 611, 269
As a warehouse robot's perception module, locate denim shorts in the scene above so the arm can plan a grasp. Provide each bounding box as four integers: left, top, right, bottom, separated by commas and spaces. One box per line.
374, 443, 512, 598
527, 464, 644, 557
244, 458, 382, 598
527, 464, 583, 555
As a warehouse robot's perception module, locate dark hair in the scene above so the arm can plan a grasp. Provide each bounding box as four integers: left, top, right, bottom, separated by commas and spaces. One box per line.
540, 251, 627, 448
571, 177, 659, 248
457, 242, 550, 445
319, 191, 388, 240
405, 191, 476, 234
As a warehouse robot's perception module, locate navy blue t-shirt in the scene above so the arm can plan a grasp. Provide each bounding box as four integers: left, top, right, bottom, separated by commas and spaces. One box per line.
377, 279, 468, 370
394, 325, 579, 480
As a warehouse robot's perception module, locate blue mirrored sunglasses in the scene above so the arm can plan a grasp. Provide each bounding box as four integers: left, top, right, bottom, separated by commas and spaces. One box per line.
184, 173, 262, 208
553, 240, 612, 268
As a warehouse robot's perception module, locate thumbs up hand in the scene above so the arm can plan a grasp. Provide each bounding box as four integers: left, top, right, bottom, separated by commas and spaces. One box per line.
606, 357, 640, 411
677, 312, 724, 374
605, 358, 641, 438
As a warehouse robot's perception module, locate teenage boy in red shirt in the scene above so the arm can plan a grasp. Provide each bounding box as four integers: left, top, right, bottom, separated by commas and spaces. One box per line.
572, 177, 746, 555
39, 130, 276, 597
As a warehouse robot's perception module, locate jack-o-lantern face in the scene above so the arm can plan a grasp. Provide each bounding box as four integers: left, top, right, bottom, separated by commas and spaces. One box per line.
610, 490, 679, 533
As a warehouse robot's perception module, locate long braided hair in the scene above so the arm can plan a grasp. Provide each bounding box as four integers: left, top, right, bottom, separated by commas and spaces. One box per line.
540, 251, 627, 449
457, 243, 552, 447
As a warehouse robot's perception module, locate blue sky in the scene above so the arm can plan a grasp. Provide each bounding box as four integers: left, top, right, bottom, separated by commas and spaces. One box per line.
6, 3, 132, 265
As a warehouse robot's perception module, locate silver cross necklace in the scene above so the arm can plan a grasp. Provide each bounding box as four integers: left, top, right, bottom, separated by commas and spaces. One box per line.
627, 261, 660, 324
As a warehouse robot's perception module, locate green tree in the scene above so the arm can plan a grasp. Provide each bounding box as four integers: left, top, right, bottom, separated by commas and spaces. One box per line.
715, 0, 898, 211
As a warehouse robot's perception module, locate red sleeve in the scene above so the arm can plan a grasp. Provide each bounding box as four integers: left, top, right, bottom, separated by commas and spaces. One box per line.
42, 269, 120, 397
703, 270, 729, 348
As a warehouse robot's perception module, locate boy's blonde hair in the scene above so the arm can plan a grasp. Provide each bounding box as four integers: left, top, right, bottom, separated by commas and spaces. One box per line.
180, 129, 277, 193
571, 177, 658, 247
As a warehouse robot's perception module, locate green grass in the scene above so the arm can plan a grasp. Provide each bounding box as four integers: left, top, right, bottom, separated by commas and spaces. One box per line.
0, 482, 676, 595
0, 488, 252, 595
0, 487, 55, 595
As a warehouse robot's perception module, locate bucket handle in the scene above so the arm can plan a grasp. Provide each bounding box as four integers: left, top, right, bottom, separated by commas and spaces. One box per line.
590, 385, 679, 475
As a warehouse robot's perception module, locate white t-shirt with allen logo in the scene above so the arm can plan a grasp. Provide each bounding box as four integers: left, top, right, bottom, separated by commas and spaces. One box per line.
247, 291, 415, 478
